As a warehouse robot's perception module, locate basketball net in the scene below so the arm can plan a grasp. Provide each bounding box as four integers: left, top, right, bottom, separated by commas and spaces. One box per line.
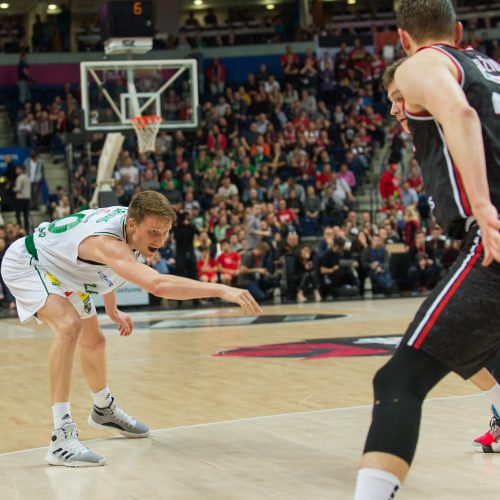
130, 115, 162, 153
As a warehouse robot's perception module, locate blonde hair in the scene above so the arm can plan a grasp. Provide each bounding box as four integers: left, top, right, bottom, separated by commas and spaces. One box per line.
128, 190, 177, 225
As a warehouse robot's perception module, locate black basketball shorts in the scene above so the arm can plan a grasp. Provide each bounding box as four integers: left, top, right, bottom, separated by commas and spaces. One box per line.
402, 226, 500, 379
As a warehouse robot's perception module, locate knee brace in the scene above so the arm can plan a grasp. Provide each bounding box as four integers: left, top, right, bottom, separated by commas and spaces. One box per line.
363, 345, 449, 464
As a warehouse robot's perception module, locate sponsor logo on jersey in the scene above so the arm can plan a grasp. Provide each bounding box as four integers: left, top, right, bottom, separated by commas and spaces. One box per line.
77, 291, 92, 314
46, 272, 62, 287
98, 271, 114, 287
96, 207, 128, 223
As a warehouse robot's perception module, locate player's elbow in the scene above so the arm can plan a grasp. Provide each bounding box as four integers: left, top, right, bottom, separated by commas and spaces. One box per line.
149, 276, 165, 297
453, 103, 478, 123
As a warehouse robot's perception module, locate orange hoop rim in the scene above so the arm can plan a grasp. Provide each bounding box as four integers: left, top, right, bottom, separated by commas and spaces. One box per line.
130, 115, 162, 129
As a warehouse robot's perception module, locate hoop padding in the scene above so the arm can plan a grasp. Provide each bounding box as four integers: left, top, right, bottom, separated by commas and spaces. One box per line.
130, 115, 162, 152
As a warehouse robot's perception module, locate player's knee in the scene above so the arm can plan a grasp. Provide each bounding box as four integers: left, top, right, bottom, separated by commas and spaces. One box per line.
372, 358, 422, 405
373, 360, 400, 401
79, 329, 106, 351
56, 317, 83, 344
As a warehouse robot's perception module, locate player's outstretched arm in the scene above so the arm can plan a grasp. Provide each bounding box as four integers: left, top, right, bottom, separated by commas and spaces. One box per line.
87, 237, 263, 315
396, 53, 500, 265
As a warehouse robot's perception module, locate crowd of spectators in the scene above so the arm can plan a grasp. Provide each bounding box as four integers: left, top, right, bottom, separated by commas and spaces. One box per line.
0, 4, 493, 55
0, 29, 477, 308
0, 223, 26, 310
64, 40, 394, 304
0, 5, 70, 54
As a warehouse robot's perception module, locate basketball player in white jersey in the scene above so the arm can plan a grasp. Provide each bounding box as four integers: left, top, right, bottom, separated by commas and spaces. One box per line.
1, 190, 262, 467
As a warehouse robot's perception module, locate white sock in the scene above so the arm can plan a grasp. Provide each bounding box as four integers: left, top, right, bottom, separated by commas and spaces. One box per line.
52, 402, 72, 430
354, 468, 401, 500
486, 383, 500, 415
91, 385, 112, 408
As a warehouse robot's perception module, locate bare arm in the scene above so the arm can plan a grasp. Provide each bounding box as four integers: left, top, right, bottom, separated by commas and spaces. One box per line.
79, 236, 262, 314
102, 290, 134, 336
396, 52, 490, 209
102, 290, 118, 315
396, 52, 500, 264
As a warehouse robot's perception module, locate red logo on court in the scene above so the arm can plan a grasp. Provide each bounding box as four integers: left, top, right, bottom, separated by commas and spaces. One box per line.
214, 336, 401, 359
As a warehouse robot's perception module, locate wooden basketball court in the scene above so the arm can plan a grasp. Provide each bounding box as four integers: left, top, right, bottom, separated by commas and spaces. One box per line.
0, 298, 497, 499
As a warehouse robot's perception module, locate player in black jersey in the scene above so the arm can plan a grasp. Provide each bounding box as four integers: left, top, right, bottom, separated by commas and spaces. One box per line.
385, 56, 500, 453
354, 1, 500, 499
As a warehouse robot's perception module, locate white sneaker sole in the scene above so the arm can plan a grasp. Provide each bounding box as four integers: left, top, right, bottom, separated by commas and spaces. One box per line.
45, 452, 105, 467
87, 415, 150, 438
472, 440, 500, 453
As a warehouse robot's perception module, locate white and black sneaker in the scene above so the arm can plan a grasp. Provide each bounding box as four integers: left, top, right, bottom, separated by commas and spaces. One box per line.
87, 398, 150, 438
45, 422, 105, 467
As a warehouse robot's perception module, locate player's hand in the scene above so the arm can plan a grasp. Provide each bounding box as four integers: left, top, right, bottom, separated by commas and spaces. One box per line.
474, 204, 500, 266
220, 285, 263, 315
108, 310, 134, 336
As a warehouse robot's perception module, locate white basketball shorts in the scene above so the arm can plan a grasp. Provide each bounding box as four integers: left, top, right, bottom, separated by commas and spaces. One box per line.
1, 238, 97, 324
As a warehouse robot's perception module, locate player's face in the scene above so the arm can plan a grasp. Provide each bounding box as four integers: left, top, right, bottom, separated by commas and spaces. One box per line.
387, 81, 411, 134
131, 215, 172, 258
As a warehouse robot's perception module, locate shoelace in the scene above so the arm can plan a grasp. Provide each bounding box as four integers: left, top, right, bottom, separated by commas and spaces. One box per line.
110, 404, 136, 428
62, 426, 91, 456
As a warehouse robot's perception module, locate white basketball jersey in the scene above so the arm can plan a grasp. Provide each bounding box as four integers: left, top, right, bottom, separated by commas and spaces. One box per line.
30, 206, 137, 294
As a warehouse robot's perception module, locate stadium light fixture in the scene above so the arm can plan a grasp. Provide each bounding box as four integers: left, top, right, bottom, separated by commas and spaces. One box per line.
266, 4, 275, 9
193, 0, 203, 5
347, 0, 356, 4
0, 3, 9, 9
47, 3, 58, 10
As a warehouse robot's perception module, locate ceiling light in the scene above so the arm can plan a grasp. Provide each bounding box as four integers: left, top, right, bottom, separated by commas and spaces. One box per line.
266, 4, 275, 9
193, 0, 203, 5
0, 3, 9, 8
347, 0, 356, 4
47, 3, 58, 10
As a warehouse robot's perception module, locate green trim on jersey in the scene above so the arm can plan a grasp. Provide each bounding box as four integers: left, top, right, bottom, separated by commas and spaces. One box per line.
122, 216, 127, 242
25, 234, 39, 261
93, 231, 121, 237
34, 265, 49, 295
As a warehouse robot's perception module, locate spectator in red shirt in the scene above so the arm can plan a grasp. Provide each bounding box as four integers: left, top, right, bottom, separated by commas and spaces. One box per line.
315, 163, 333, 189
368, 52, 386, 83
281, 45, 300, 85
349, 38, 369, 80
406, 158, 424, 192
206, 125, 227, 152
277, 198, 296, 227
280, 44, 300, 67
292, 110, 310, 133
197, 246, 218, 282
403, 206, 420, 248
217, 239, 241, 285
206, 57, 226, 96
334, 43, 350, 81
379, 163, 400, 203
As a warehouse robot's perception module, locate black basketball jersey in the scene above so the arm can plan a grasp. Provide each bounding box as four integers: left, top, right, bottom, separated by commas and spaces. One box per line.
405, 44, 500, 239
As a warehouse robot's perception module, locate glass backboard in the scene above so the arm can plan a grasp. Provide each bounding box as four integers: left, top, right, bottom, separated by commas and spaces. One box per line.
80, 59, 199, 131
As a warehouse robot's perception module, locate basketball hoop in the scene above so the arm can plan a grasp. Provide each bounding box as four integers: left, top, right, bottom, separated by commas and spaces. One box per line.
130, 115, 162, 153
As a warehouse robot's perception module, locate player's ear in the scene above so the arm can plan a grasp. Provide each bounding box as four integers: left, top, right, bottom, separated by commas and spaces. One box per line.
127, 217, 136, 231
454, 22, 463, 47
398, 28, 412, 55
